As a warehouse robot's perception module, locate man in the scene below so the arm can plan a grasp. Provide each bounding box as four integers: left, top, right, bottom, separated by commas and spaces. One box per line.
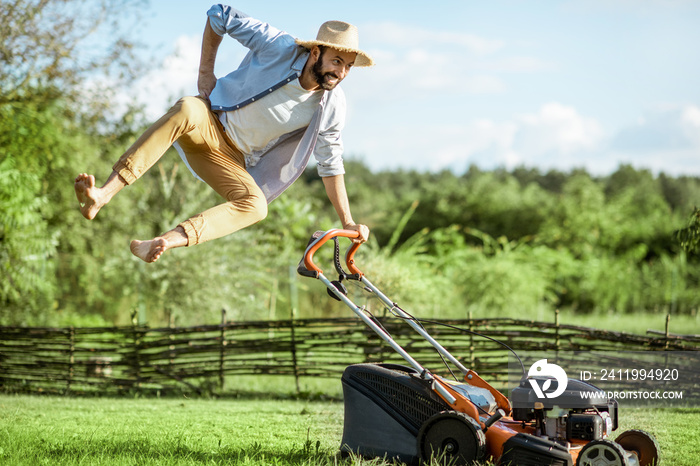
74, 4, 372, 263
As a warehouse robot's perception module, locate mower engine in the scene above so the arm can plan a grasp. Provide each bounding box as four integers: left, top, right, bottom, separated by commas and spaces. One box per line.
510, 376, 617, 444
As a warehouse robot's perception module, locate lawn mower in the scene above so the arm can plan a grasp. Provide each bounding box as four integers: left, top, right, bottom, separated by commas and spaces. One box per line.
297, 229, 661, 466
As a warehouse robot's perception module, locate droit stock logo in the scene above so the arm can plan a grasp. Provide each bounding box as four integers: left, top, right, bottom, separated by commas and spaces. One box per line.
527, 359, 568, 399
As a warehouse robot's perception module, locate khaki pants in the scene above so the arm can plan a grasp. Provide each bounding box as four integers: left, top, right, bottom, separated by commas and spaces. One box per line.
113, 96, 268, 246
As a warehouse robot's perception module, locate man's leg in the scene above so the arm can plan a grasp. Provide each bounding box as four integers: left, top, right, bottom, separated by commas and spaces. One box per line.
74, 96, 211, 220
130, 226, 188, 263
129, 98, 268, 263
74, 171, 127, 220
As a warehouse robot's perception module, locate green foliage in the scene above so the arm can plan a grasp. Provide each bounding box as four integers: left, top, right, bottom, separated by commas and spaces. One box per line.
539, 172, 606, 257
308, 162, 698, 319
354, 227, 459, 319
0, 98, 84, 324
0, 156, 58, 322
0, 0, 145, 105
449, 228, 569, 315
675, 207, 700, 255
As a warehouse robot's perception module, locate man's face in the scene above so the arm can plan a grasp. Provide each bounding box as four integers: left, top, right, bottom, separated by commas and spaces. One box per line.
312, 46, 357, 90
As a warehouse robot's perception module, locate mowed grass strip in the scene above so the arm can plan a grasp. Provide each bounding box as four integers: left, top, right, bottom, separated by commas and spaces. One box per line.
0, 394, 698, 465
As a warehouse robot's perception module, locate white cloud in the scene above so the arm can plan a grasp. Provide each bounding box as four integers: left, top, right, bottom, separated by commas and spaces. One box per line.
612, 104, 700, 152
449, 103, 700, 175
681, 105, 700, 147
606, 104, 700, 175
134, 35, 201, 120
514, 102, 605, 158
346, 103, 606, 173
94, 34, 202, 124
363, 21, 505, 56
471, 103, 700, 176
349, 102, 700, 176
347, 21, 554, 104
111, 34, 248, 122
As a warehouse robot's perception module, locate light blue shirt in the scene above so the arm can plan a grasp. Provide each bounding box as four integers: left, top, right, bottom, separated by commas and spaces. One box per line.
201, 4, 346, 202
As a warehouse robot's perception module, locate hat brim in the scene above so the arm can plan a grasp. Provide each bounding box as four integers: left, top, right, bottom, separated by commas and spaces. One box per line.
295, 39, 374, 67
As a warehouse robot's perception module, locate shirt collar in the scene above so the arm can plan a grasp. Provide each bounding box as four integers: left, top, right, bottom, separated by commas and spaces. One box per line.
292, 49, 310, 74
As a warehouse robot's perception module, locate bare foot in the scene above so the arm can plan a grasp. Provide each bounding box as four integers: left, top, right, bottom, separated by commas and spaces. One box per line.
74, 173, 103, 220
130, 238, 169, 263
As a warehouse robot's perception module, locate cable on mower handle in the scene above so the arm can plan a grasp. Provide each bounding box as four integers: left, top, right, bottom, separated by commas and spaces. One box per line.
297, 229, 364, 279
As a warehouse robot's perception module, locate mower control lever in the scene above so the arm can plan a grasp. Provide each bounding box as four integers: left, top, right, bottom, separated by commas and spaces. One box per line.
298, 229, 364, 279
482, 409, 506, 432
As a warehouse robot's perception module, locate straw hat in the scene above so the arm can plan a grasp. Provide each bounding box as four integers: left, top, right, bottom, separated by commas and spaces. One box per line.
296, 21, 374, 67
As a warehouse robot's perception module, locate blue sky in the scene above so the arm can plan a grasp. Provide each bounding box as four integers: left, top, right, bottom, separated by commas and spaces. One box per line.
122, 0, 700, 175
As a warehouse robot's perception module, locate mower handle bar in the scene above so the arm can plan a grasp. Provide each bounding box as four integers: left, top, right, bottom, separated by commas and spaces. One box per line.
299, 229, 363, 279
297, 229, 514, 416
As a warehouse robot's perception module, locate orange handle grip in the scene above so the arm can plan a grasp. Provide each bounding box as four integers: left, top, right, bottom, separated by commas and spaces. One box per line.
303, 229, 363, 277
345, 241, 362, 277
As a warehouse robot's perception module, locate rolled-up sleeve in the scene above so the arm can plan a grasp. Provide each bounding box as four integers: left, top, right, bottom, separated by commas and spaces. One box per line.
207, 4, 284, 51
314, 88, 346, 177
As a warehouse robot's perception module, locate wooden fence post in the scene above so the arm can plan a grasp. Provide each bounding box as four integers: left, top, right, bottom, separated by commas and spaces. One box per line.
555, 308, 561, 360
468, 311, 475, 368
219, 308, 226, 392
289, 264, 301, 394
67, 326, 75, 392
168, 309, 175, 368
131, 310, 141, 392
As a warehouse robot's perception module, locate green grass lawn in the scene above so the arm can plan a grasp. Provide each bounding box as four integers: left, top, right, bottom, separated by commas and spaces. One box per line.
1, 394, 698, 465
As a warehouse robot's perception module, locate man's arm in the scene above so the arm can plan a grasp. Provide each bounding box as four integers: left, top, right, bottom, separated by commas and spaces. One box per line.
207, 5, 285, 52
198, 18, 223, 100
322, 174, 369, 243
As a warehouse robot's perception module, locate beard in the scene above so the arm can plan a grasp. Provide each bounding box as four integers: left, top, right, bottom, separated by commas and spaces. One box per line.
312, 55, 340, 90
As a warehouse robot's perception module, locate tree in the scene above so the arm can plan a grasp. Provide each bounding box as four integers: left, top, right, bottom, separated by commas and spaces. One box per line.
0, 0, 145, 324
0, 156, 57, 323
0, 0, 144, 105
676, 208, 700, 256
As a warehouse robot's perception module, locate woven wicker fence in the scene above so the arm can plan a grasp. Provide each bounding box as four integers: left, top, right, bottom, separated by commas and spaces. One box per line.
1, 313, 698, 396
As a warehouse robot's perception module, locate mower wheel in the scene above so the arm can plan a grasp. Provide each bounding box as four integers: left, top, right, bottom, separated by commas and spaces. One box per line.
417, 411, 486, 465
615, 430, 660, 466
577, 439, 630, 466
